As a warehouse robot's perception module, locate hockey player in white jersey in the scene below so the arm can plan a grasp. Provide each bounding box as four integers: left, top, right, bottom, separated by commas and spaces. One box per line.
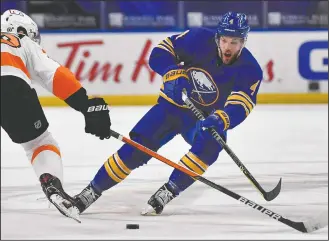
1, 9, 112, 221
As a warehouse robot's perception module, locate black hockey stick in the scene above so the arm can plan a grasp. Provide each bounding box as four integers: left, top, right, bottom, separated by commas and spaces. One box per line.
109, 129, 327, 233
182, 92, 282, 201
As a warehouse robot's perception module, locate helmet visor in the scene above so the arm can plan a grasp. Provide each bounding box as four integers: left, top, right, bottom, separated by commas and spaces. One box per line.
33, 31, 41, 44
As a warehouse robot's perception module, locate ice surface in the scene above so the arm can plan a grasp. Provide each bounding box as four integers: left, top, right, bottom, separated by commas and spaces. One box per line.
1, 105, 328, 240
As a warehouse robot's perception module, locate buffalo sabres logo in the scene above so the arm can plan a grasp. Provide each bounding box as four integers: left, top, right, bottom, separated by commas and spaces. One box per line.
187, 67, 219, 106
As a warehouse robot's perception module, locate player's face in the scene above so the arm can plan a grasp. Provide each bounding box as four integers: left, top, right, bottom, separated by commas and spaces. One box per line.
218, 36, 244, 64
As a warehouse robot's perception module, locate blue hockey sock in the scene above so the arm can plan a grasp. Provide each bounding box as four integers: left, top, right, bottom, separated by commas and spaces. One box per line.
168, 152, 209, 195
90, 165, 114, 193
168, 169, 195, 195
90, 152, 132, 193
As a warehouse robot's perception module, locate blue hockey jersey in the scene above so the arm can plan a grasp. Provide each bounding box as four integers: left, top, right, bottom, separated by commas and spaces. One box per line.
149, 27, 263, 130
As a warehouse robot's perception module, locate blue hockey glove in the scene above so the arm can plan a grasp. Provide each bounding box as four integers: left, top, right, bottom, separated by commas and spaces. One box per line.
163, 66, 192, 105
196, 110, 230, 138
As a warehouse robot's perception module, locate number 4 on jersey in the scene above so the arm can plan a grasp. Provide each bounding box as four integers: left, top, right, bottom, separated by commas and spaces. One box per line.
250, 80, 260, 96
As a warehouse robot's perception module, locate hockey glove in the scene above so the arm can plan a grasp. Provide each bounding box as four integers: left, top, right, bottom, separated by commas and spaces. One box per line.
64, 88, 112, 140
196, 110, 230, 138
163, 66, 192, 105
82, 98, 112, 140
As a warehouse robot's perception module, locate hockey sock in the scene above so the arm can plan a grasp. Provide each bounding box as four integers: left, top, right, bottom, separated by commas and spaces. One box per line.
91, 152, 131, 193
22, 130, 63, 183
168, 152, 208, 195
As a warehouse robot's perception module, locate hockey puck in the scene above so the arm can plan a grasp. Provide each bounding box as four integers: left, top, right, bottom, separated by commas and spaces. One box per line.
126, 224, 139, 229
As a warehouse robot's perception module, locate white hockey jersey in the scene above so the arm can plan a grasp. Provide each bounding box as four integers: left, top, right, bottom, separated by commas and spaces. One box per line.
1, 32, 82, 100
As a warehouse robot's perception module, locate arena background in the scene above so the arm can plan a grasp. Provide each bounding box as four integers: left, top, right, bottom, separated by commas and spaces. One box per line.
1, 0, 328, 106
1, 2, 328, 239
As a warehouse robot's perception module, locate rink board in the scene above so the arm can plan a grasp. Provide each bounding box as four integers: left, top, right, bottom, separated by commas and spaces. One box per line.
35, 31, 328, 105
38, 93, 328, 107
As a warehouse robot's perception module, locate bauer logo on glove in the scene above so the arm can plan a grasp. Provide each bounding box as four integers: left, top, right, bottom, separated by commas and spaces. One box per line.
161, 66, 192, 105
163, 69, 188, 82
87, 105, 109, 112
83, 98, 112, 140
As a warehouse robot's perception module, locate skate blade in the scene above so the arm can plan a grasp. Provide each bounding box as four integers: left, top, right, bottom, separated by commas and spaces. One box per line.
141, 205, 159, 216
50, 194, 81, 223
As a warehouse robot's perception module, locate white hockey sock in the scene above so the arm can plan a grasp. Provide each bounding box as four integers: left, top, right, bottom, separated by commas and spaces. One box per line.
22, 130, 63, 183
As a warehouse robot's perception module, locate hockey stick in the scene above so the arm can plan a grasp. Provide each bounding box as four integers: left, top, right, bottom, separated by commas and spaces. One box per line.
109, 129, 327, 233
182, 92, 281, 202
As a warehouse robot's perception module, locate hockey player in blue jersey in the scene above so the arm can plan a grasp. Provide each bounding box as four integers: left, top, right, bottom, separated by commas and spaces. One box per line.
73, 12, 263, 216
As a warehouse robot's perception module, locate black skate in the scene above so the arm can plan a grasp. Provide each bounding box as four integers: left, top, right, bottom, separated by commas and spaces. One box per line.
141, 183, 177, 216
74, 183, 101, 214
39, 173, 80, 223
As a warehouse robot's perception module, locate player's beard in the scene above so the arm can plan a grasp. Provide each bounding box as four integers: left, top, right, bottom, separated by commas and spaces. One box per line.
218, 46, 243, 65
220, 50, 239, 65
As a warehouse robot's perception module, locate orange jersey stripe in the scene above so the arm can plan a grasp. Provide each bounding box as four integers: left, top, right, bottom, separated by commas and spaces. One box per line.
31, 144, 61, 164
53, 66, 82, 100
1, 52, 30, 78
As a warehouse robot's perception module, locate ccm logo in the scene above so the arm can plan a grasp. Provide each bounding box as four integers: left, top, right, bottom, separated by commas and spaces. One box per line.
87, 105, 109, 112
298, 41, 328, 81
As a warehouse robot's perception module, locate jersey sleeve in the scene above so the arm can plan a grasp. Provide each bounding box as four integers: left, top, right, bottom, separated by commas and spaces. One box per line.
223, 65, 263, 129
26, 39, 82, 101
149, 29, 197, 76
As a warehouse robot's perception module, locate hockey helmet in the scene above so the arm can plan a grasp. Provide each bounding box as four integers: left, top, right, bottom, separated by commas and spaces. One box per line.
216, 12, 250, 40
1, 9, 41, 44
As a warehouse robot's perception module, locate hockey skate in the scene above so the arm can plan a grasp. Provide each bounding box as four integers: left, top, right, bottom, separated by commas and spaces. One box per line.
73, 183, 101, 214
141, 183, 177, 216
39, 173, 81, 223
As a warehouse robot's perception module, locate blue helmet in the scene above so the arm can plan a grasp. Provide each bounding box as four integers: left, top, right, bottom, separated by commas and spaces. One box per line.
216, 12, 250, 39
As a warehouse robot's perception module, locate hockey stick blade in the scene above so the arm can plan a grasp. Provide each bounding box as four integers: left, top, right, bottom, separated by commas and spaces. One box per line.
263, 178, 282, 201
281, 211, 328, 233
109, 129, 328, 233
182, 92, 282, 201
303, 212, 328, 233
196, 175, 327, 233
